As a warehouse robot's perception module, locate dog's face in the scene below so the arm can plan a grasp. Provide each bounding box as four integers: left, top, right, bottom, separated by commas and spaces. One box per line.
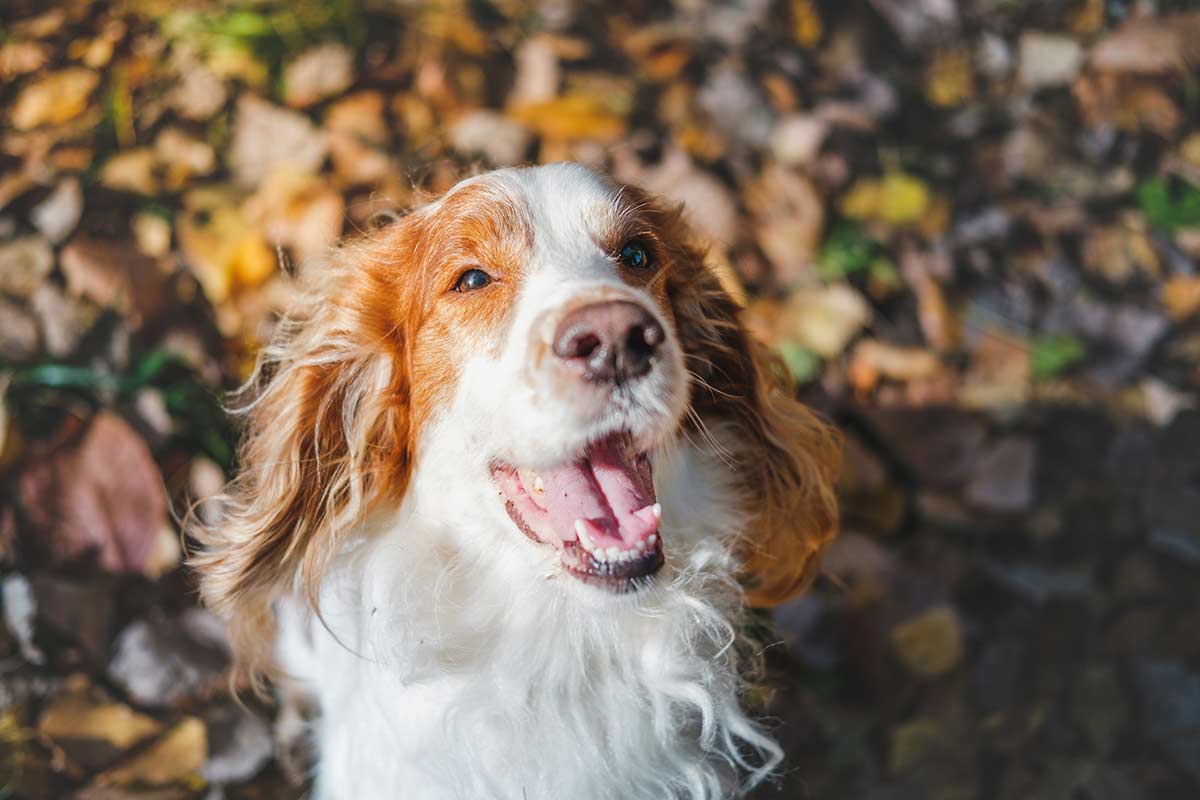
399, 166, 690, 591
194, 164, 840, 668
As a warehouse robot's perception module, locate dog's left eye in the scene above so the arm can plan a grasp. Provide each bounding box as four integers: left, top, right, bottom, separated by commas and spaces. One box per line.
617, 239, 652, 270
454, 268, 492, 292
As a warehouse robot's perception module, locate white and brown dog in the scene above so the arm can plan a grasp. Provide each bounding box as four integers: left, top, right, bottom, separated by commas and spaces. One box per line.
193, 163, 840, 799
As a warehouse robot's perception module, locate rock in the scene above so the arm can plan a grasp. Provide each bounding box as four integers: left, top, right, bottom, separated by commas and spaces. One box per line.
0, 236, 54, 298
747, 166, 825, 285
449, 110, 533, 166
10, 68, 99, 129
0, 297, 40, 362
965, 437, 1036, 513
864, 407, 985, 488
30, 178, 83, 243
230, 95, 328, 187
283, 42, 355, 108
200, 702, 272, 784
108, 609, 229, 707
1132, 660, 1200, 783
18, 412, 172, 575
890, 605, 965, 679
776, 283, 870, 359
1017, 32, 1083, 90
769, 114, 829, 166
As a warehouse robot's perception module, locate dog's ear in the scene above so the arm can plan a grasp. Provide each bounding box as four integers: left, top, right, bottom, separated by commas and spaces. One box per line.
659, 210, 841, 606
190, 225, 417, 684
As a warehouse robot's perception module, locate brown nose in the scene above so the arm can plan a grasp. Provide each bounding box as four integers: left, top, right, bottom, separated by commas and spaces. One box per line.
552, 301, 664, 384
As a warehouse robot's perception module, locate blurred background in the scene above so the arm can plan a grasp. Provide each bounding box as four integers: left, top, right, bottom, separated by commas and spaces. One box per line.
1, 0, 1199, 797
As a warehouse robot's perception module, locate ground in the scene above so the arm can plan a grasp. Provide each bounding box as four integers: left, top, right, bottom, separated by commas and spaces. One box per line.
1, 1, 1199, 798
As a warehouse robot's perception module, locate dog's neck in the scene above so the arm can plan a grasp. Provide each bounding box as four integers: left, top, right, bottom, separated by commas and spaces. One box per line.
286, 433, 782, 799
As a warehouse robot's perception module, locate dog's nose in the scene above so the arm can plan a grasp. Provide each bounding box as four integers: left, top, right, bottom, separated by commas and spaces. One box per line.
552, 301, 664, 383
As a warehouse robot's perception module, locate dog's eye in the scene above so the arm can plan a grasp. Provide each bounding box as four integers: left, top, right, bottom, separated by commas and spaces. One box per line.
617, 239, 652, 270
454, 268, 492, 292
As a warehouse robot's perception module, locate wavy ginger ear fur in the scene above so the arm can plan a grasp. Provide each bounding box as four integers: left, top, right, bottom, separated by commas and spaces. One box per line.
189, 223, 418, 686
652, 202, 842, 606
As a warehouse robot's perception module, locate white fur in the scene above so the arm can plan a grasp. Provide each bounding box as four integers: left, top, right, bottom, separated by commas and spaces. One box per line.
274, 165, 781, 799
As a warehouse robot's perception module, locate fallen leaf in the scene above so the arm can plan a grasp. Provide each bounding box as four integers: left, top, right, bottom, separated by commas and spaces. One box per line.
891, 605, 965, 678
154, 128, 216, 191
849, 340, 942, 391
966, 437, 1036, 512
10, 68, 99, 130
39, 677, 163, 769
1082, 222, 1159, 284
326, 91, 391, 185
18, 412, 173, 576
776, 283, 871, 358
1017, 32, 1083, 90
283, 42, 355, 108
510, 94, 626, 142
1089, 12, 1200, 75
0, 236, 54, 299
100, 149, 159, 196
449, 111, 532, 166
230, 95, 329, 187
99, 718, 206, 786
1163, 276, 1200, 322
622, 149, 740, 247
747, 166, 825, 285
59, 236, 169, 326
1030, 334, 1086, 381
770, 113, 828, 166
30, 178, 83, 243
245, 169, 345, 265
925, 47, 974, 107
108, 610, 230, 708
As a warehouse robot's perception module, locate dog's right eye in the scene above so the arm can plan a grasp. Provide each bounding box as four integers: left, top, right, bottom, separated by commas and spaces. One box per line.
454, 268, 492, 292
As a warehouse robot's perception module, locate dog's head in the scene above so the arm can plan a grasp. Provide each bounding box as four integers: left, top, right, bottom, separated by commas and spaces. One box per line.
193, 163, 840, 675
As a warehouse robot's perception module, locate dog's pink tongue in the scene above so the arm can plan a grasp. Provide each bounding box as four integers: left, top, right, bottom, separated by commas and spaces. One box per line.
525, 437, 657, 549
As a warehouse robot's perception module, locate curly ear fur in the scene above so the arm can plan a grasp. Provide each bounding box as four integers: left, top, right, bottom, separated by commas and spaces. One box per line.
656, 205, 841, 606
189, 228, 416, 684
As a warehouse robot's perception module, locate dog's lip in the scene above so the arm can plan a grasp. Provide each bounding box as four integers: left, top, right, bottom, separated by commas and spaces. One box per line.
490, 432, 664, 590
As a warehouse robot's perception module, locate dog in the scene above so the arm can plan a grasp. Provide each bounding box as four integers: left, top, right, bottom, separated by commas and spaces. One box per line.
192, 163, 840, 799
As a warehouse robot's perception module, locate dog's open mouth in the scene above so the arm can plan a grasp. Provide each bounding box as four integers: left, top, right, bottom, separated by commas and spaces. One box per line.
491, 432, 664, 592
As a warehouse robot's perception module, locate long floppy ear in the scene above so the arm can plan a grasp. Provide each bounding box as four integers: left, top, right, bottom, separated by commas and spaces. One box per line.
659, 210, 841, 606
190, 226, 415, 682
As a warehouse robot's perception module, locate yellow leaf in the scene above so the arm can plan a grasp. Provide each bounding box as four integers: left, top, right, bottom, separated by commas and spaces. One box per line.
509, 95, 626, 141
792, 0, 823, 47
100, 718, 206, 786
10, 68, 99, 130
879, 172, 931, 225
925, 48, 974, 108
891, 605, 964, 679
1163, 276, 1200, 321
231, 233, 276, 289
39, 686, 162, 751
839, 179, 881, 219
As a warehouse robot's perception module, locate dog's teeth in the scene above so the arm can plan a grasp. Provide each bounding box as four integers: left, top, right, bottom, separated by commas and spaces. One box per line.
635, 539, 646, 551
574, 519, 595, 552
606, 547, 620, 561
650, 503, 662, 520
647, 534, 657, 547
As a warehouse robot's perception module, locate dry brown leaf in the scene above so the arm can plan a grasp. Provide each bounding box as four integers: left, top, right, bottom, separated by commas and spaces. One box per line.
18, 412, 174, 576
1090, 12, 1200, 75
747, 166, 825, 285
776, 283, 871, 358
509, 94, 626, 142
849, 340, 942, 391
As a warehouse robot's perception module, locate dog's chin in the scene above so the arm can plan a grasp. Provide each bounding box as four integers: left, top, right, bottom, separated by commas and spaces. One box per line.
490, 431, 665, 594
